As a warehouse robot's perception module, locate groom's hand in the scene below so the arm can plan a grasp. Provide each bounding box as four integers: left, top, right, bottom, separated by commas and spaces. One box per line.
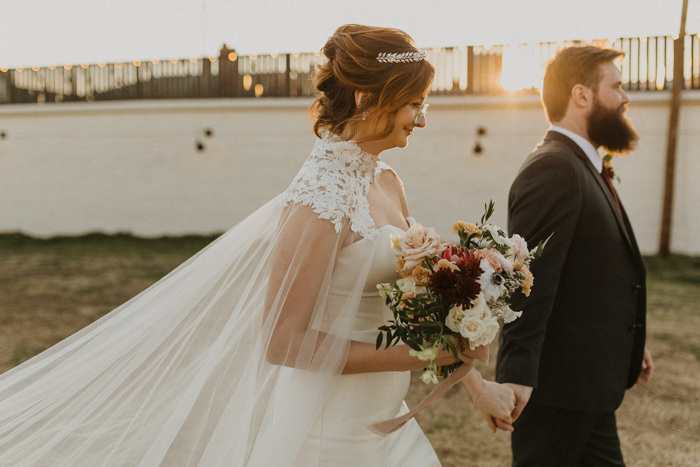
502, 383, 533, 423
636, 347, 654, 384
475, 381, 517, 433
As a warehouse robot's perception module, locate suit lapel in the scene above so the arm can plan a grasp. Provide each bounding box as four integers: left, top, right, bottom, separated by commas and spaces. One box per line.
545, 132, 635, 252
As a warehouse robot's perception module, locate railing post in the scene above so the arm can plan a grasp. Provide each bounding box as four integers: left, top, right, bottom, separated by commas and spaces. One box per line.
285, 54, 291, 97
218, 44, 238, 98
466, 46, 474, 94
202, 58, 212, 98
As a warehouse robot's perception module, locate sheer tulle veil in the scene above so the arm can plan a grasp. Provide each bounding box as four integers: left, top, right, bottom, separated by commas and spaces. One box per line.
0, 130, 391, 466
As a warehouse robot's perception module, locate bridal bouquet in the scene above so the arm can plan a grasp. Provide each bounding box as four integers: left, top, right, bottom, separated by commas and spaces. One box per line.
375, 201, 547, 384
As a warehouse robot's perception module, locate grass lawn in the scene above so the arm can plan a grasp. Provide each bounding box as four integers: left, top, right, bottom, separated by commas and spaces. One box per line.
1, 234, 699, 466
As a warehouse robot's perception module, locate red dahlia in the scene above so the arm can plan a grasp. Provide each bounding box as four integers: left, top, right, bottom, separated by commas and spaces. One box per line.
430, 249, 483, 308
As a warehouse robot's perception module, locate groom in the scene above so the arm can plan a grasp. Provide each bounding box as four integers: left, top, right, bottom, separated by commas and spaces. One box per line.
495, 46, 654, 466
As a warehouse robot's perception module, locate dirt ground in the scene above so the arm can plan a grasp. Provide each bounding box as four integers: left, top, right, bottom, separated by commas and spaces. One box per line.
1, 234, 699, 466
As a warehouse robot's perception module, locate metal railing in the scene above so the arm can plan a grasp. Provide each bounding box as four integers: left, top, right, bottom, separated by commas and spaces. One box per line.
1, 35, 699, 105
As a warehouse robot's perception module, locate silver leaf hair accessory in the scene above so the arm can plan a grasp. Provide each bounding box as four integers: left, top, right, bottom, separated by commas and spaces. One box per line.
376, 51, 427, 63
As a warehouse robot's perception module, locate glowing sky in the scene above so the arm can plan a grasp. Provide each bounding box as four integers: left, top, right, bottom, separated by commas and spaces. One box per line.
0, 0, 697, 69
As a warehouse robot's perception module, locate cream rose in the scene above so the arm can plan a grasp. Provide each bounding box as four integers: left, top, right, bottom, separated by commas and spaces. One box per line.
395, 224, 446, 272
479, 316, 500, 346
459, 316, 486, 344
446, 306, 466, 333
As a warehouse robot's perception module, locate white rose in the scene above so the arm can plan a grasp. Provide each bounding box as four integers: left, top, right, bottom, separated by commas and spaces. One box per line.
396, 277, 415, 294
420, 369, 439, 384
446, 306, 466, 333
412, 285, 428, 295
502, 305, 523, 324
377, 283, 393, 298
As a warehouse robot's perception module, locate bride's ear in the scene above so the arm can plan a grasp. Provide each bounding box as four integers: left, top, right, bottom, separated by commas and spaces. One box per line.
355, 91, 368, 109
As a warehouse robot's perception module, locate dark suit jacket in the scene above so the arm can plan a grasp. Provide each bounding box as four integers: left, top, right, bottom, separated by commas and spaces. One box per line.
496, 131, 647, 413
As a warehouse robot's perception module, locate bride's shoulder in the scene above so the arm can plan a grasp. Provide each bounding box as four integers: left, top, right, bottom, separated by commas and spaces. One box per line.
375, 161, 403, 187
278, 131, 380, 237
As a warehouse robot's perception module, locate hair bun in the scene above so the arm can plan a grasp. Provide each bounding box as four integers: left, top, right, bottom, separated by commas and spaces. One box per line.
310, 24, 434, 142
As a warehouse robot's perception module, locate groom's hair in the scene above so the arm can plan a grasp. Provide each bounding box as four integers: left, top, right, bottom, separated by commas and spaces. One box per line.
542, 46, 624, 122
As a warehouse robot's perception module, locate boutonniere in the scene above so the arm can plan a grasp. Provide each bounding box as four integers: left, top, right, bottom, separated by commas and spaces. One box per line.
602, 154, 620, 183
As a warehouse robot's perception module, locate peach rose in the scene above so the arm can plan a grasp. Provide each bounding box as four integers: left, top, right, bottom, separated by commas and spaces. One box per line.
411, 265, 432, 286
395, 224, 446, 272
452, 221, 482, 237
520, 265, 534, 297
474, 249, 502, 273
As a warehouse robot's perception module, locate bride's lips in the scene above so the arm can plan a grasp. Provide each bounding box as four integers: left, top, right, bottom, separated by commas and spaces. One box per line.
404, 128, 412, 136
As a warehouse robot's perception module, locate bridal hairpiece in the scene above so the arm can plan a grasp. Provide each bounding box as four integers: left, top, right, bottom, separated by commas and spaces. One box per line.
376, 51, 427, 63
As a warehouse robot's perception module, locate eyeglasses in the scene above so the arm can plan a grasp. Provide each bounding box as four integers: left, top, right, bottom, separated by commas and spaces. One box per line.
413, 103, 429, 125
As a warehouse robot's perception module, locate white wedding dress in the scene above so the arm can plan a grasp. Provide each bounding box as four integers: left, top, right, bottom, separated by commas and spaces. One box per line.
289, 225, 441, 466
0, 130, 442, 466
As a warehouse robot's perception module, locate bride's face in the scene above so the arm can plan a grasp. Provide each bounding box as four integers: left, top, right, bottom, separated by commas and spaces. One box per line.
387, 96, 428, 149
360, 93, 428, 154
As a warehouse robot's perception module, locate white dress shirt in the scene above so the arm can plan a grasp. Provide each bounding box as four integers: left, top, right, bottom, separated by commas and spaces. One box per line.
549, 125, 603, 173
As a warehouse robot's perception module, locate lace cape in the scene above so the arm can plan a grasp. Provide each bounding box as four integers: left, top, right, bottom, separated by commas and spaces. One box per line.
279, 130, 396, 239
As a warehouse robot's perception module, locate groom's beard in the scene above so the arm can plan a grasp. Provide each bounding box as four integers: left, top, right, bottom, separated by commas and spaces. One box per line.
586, 96, 639, 154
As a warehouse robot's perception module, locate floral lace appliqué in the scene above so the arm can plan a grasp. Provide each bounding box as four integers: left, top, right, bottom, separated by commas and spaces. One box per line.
279, 130, 394, 239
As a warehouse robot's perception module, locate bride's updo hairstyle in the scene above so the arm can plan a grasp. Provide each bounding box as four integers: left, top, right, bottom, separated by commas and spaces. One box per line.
311, 24, 434, 142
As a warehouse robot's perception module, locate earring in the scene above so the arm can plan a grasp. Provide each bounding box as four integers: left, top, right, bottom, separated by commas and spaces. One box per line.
361, 112, 368, 121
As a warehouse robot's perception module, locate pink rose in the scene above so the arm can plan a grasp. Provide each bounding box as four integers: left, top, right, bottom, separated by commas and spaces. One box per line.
510, 234, 529, 263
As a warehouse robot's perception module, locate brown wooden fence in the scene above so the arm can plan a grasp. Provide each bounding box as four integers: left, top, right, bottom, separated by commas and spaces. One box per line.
1, 35, 699, 105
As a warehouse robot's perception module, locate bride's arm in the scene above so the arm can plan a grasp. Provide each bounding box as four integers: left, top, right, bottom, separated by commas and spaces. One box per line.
264, 205, 459, 373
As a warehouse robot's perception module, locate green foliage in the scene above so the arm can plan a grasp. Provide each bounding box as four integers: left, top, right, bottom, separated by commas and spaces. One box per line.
480, 200, 495, 225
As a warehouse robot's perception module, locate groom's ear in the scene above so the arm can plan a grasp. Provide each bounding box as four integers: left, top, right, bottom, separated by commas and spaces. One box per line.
571, 84, 593, 110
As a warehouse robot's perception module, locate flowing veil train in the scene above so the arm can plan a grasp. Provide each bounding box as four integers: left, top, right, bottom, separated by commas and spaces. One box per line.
0, 130, 394, 466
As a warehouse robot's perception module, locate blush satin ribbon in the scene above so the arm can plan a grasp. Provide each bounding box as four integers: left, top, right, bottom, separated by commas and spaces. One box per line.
368, 343, 489, 437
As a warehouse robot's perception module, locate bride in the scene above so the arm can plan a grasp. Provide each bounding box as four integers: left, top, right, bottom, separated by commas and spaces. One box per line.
0, 24, 515, 466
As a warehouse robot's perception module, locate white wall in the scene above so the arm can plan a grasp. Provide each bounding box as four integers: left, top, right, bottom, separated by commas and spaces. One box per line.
0, 93, 698, 255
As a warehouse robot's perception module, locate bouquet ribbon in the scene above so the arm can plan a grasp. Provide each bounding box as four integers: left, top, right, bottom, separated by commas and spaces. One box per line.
367, 343, 489, 437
